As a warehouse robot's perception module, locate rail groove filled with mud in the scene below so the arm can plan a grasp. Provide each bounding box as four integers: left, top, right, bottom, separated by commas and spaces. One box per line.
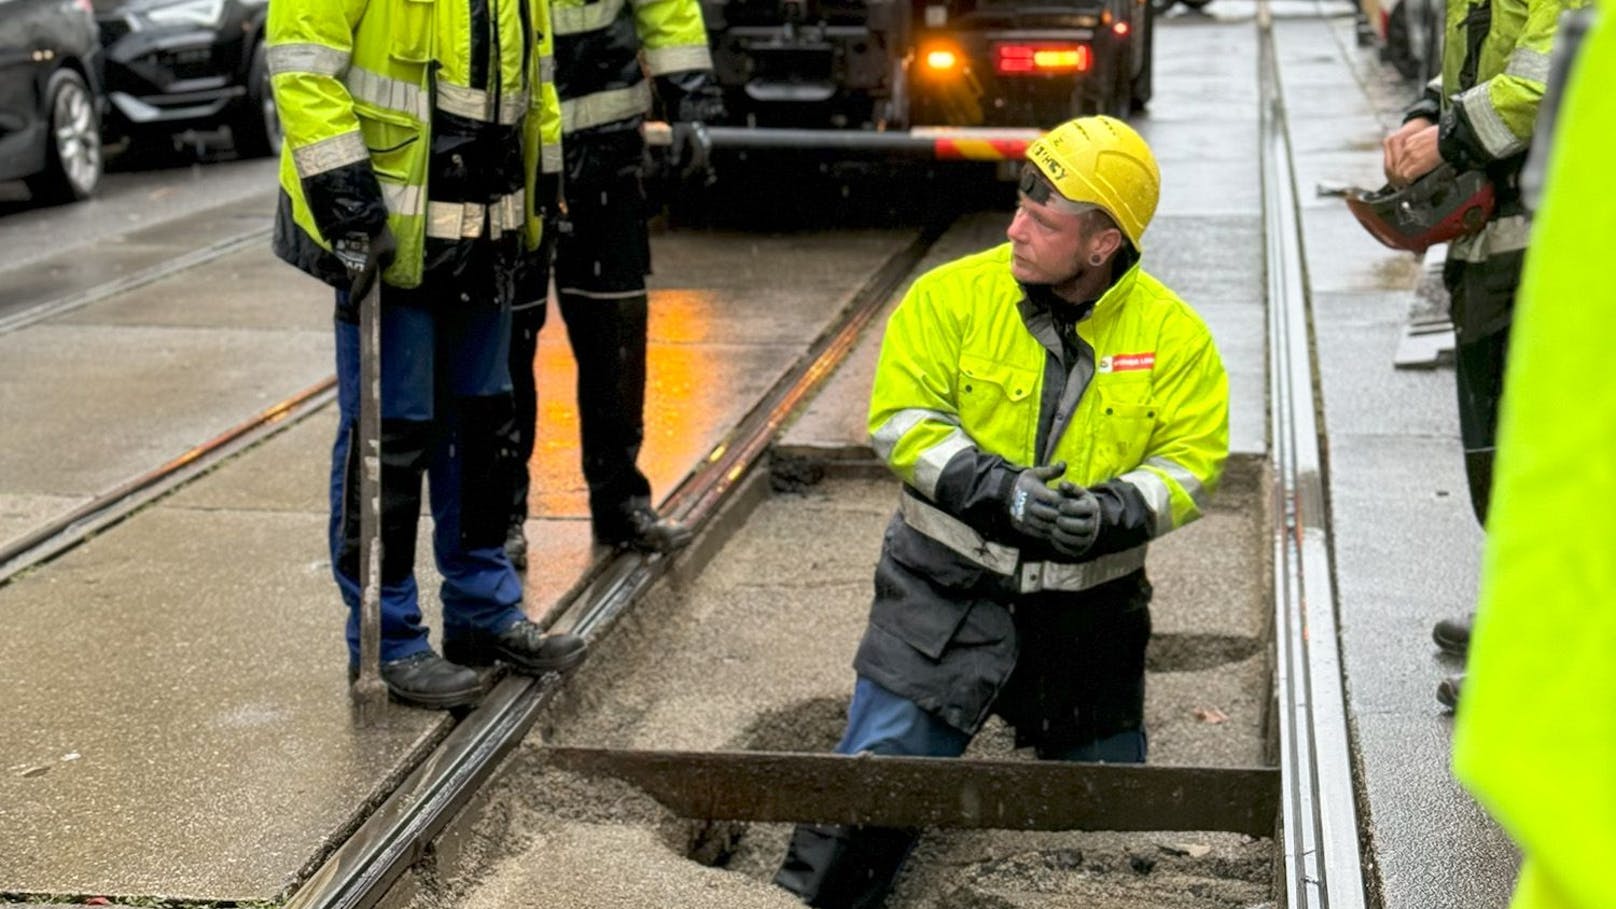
391, 455, 1279, 909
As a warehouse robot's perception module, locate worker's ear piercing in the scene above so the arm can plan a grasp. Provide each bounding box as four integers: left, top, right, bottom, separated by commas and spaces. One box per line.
1089, 254, 1105, 266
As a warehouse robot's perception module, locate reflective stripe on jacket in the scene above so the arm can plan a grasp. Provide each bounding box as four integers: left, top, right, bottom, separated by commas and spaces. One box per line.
550, 0, 711, 158
267, 0, 561, 289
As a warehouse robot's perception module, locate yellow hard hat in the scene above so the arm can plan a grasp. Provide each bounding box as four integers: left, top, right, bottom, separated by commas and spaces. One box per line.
1023, 115, 1161, 250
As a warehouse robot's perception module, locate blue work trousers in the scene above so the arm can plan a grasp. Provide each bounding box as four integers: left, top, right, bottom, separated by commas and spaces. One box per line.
775, 676, 1146, 908
330, 293, 525, 664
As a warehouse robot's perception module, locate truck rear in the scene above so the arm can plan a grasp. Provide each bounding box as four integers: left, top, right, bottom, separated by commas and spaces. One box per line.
689, 0, 1154, 162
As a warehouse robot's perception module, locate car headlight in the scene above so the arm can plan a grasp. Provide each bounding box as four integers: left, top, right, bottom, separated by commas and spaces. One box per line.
139, 0, 227, 28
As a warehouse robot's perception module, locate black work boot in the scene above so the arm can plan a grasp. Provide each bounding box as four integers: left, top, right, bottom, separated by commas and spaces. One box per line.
1432, 614, 1473, 656
504, 520, 528, 571
349, 651, 484, 710
596, 506, 693, 554
1437, 673, 1464, 711
444, 619, 588, 676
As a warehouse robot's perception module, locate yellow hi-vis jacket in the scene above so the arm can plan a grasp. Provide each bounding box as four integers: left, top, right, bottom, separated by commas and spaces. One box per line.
266, 0, 562, 290
1454, 11, 1616, 909
1404, 0, 1585, 275
550, 0, 711, 143
869, 243, 1229, 596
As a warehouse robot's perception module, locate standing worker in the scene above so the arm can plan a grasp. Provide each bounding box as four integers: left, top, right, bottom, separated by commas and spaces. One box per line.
1455, 9, 1616, 908
504, 0, 722, 560
774, 116, 1229, 909
267, 0, 587, 709
1377, 0, 1582, 705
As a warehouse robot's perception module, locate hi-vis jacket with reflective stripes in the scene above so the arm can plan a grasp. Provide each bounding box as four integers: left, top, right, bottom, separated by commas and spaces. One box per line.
266, 0, 563, 290
1405, 0, 1584, 266
550, 0, 710, 156
868, 243, 1229, 596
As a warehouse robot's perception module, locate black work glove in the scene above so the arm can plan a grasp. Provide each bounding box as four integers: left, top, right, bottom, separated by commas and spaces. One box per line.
666, 121, 714, 185
653, 72, 724, 187
654, 71, 727, 125
334, 225, 397, 306
1053, 482, 1101, 558
1008, 462, 1069, 543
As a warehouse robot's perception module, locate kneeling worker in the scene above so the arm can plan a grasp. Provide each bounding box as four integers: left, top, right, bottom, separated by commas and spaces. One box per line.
774, 115, 1229, 908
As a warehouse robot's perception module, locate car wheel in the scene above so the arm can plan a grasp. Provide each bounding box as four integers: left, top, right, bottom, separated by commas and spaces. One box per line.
1181, 0, 1213, 9
231, 41, 283, 158
25, 69, 102, 203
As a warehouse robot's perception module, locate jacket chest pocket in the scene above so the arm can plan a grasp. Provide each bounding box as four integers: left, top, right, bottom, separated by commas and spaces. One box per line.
1094, 379, 1158, 470
958, 354, 1037, 452
391, 0, 437, 65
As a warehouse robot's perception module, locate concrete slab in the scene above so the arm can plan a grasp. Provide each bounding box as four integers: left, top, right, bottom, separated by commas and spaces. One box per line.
1148, 216, 1265, 307
1313, 289, 1423, 328
0, 158, 276, 279
1156, 156, 1263, 218
54, 245, 329, 332
0, 505, 441, 900
1315, 320, 1461, 438
166, 409, 336, 516
1325, 435, 1483, 616
1226, 361, 1268, 457
1133, 120, 1259, 163
1353, 713, 1517, 909
0, 493, 89, 552
0, 242, 184, 313
0, 323, 331, 498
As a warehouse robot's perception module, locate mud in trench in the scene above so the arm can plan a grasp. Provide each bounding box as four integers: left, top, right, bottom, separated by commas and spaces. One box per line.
406, 462, 1276, 909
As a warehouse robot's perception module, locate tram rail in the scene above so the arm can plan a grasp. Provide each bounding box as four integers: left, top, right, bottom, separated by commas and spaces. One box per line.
0, 223, 272, 337
1259, 0, 1370, 904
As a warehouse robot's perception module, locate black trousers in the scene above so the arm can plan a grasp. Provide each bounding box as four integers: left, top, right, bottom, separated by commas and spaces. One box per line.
1445, 253, 1523, 526
507, 299, 547, 527
553, 166, 656, 534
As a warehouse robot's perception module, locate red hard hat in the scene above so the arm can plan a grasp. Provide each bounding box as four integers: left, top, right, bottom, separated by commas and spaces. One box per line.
1346, 163, 1495, 254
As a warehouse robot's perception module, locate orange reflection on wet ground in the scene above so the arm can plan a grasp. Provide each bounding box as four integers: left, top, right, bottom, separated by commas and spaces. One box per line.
524, 286, 724, 522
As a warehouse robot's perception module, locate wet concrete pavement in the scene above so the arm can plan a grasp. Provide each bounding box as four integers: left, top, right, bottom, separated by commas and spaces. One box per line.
1277, 12, 1520, 909
0, 200, 920, 899
0, 1, 1520, 904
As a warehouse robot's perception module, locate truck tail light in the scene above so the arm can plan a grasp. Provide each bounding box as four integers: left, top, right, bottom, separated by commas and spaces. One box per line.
994, 44, 1091, 75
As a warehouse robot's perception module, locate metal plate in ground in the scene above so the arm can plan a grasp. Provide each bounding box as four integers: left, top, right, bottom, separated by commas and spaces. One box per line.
547, 747, 1279, 837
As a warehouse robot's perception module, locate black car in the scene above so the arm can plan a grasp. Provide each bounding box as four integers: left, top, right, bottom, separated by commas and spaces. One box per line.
0, 0, 105, 202
93, 0, 279, 157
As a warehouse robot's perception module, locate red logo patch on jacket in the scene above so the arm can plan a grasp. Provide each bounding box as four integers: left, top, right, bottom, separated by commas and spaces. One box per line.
1099, 352, 1155, 373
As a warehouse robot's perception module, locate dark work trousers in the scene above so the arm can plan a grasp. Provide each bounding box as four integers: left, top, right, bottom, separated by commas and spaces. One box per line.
1445, 252, 1523, 526
553, 166, 656, 537
330, 289, 525, 665
507, 297, 548, 530
776, 589, 1151, 909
